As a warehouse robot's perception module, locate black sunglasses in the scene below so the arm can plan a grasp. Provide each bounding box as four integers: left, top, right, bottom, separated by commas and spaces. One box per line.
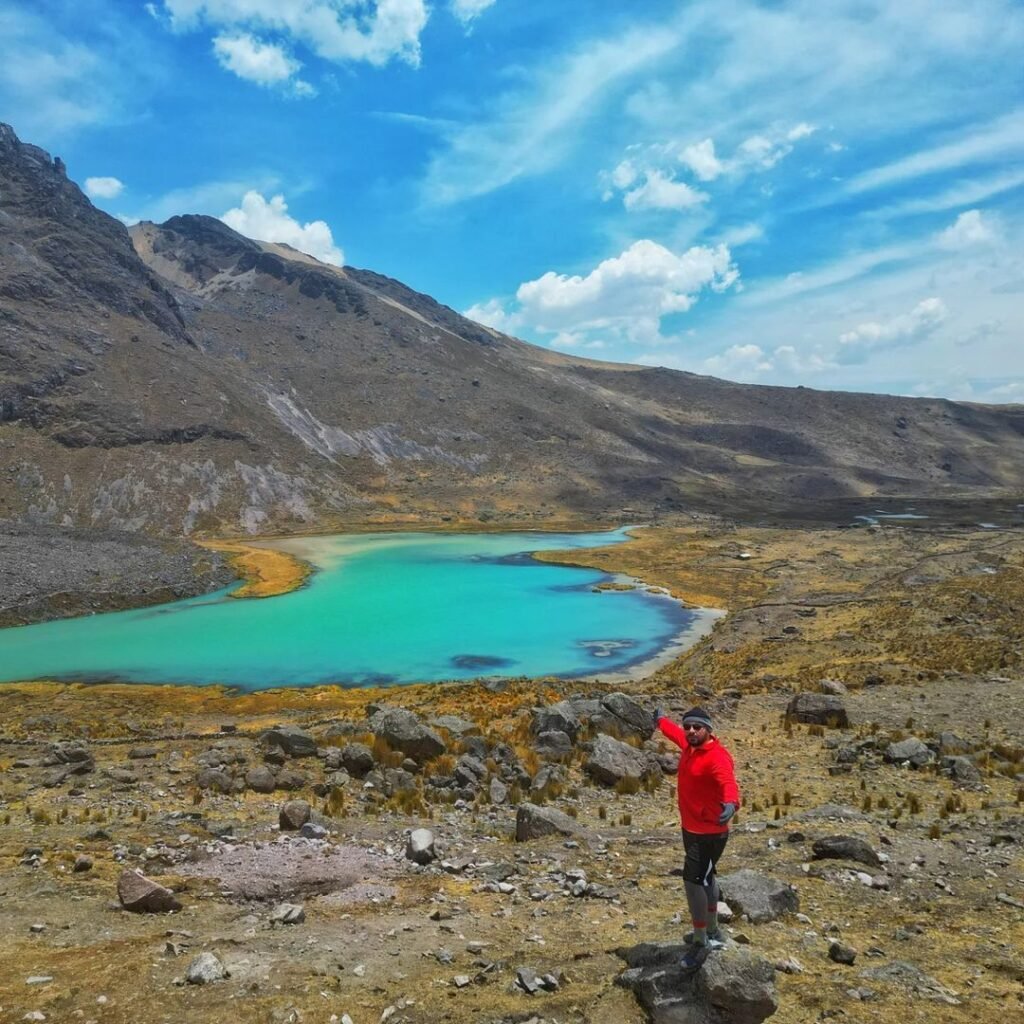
683, 723, 708, 731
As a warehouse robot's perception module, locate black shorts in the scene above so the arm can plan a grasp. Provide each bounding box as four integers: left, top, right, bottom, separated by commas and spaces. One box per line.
681, 829, 728, 886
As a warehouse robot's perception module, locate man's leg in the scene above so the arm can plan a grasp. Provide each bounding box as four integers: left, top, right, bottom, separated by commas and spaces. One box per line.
680, 830, 712, 966
704, 834, 729, 941
684, 880, 709, 945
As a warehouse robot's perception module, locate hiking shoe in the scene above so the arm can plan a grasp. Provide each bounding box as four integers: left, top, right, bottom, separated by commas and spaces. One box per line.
679, 942, 710, 972
684, 929, 725, 947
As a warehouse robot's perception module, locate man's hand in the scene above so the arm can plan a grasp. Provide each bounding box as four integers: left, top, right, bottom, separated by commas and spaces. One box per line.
652, 707, 664, 727
718, 802, 737, 825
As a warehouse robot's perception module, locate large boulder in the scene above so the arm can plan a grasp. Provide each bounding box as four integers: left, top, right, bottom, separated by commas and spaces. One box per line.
244, 765, 277, 793
117, 870, 182, 913
884, 737, 934, 767
372, 709, 446, 763
785, 693, 849, 728
340, 742, 375, 777
279, 799, 311, 831
598, 693, 655, 738
719, 870, 799, 924
584, 733, 655, 787
515, 802, 579, 841
811, 835, 881, 867
531, 701, 581, 741
616, 941, 778, 1023
535, 730, 574, 759
941, 755, 981, 784
260, 725, 317, 758
195, 768, 236, 793
186, 952, 227, 985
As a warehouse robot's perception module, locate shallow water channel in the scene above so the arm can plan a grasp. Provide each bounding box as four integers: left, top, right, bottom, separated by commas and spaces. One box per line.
0, 528, 719, 689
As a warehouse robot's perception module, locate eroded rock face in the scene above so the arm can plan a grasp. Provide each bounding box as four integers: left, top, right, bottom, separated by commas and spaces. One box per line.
616, 940, 778, 1023
532, 701, 581, 741
279, 800, 312, 831
719, 870, 799, 924
117, 870, 182, 913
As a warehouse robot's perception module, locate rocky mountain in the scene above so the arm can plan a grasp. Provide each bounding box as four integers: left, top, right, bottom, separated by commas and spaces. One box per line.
2, 121, 1024, 536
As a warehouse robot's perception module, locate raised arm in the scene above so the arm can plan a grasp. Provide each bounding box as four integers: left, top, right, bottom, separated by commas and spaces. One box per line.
656, 714, 688, 749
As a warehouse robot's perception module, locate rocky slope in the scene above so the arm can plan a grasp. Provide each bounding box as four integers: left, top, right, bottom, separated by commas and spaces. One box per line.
3, 120, 1024, 538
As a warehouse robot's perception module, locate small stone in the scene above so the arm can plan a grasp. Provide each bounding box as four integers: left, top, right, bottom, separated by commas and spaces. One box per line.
73, 854, 93, 872
269, 903, 305, 925
186, 952, 227, 984
117, 870, 182, 913
829, 941, 857, 965
26, 975, 54, 985
453, 974, 471, 987
406, 828, 437, 865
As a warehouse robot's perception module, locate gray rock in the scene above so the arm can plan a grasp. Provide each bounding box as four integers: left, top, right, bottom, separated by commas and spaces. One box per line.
489, 777, 508, 805
372, 709, 446, 763
321, 746, 344, 770
531, 701, 581, 741
785, 693, 849, 728
406, 828, 437, 865
300, 822, 328, 840
428, 715, 479, 737
275, 768, 307, 790
279, 800, 311, 831
260, 724, 317, 758
340, 742, 375, 777
828, 941, 856, 965
454, 754, 487, 787
73, 854, 92, 872
535, 730, 573, 759
616, 940, 778, 1024
941, 755, 981, 783
884, 738, 933, 767
186, 951, 227, 984
937, 732, 969, 755
195, 768, 234, 793
42, 742, 93, 766
245, 765, 277, 793
811, 835, 881, 867
818, 679, 848, 696
860, 961, 960, 1004
117, 870, 182, 913
127, 745, 158, 759
719, 869, 799, 924
269, 903, 305, 925
515, 803, 579, 842
584, 733, 654, 786
599, 692, 655, 738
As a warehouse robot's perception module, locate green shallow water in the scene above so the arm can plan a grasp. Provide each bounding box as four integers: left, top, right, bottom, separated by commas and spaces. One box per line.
0, 529, 715, 690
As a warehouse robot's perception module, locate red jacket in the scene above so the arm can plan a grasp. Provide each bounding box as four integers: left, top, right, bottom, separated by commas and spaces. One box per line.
658, 718, 740, 834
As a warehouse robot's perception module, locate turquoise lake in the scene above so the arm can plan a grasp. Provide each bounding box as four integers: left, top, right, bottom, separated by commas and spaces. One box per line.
0, 529, 718, 690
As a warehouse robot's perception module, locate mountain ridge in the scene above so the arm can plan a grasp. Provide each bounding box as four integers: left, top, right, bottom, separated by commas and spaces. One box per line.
2, 121, 1023, 537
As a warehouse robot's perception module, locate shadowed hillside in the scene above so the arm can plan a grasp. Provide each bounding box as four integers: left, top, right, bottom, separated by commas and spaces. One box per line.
2, 122, 1024, 536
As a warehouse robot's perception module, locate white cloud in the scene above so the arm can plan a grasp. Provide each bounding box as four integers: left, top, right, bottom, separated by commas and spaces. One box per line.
463, 297, 520, 334
213, 33, 299, 85
221, 191, 344, 265
936, 209, 999, 250
450, 0, 496, 25
163, 0, 428, 69
622, 170, 708, 211
702, 343, 773, 377
421, 23, 686, 204
719, 222, 764, 247
845, 108, 1024, 195
837, 297, 948, 364
866, 168, 1024, 220
85, 176, 124, 199
679, 138, 725, 181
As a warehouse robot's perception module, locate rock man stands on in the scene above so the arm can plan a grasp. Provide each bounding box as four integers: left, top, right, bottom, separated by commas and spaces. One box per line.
653, 705, 740, 970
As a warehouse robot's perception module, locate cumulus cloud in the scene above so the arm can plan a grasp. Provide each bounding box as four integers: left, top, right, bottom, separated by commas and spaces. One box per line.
450, 0, 496, 25
604, 123, 815, 212
162, 0, 428, 70
622, 170, 708, 211
936, 209, 999, 250
85, 176, 124, 199
221, 191, 344, 265
699, 341, 828, 381
837, 297, 948, 364
213, 33, 300, 85
679, 138, 725, 181
463, 297, 520, 334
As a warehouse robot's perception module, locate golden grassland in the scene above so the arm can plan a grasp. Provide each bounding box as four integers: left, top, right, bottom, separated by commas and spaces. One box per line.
196, 539, 312, 598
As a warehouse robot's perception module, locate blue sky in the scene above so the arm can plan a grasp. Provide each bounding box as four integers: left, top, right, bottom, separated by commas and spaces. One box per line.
2, 0, 1023, 403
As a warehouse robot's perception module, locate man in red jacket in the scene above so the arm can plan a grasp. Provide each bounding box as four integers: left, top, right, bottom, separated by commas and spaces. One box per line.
654, 705, 740, 970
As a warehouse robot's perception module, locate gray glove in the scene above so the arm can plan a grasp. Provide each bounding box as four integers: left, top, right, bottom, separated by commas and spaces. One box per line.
718, 802, 737, 825
652, 707, 664, 727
